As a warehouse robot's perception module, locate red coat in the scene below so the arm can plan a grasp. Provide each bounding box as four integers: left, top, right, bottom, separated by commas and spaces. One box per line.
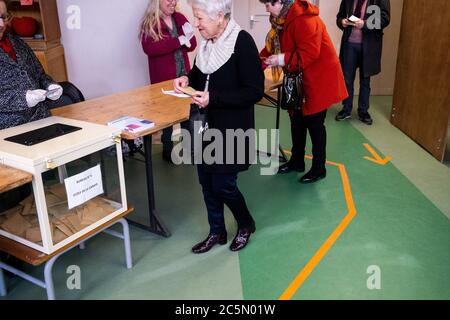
262, 0, 348, 116
141, 12, 197, 84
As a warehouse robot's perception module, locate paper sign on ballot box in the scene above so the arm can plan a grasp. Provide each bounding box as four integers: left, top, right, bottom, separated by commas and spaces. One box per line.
64, 164, 104, 209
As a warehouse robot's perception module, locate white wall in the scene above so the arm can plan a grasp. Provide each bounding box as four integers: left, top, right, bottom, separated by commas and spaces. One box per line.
57, 0, 197, 99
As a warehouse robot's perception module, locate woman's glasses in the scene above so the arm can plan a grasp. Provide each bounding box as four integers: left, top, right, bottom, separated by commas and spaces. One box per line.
0, 13, 13, 23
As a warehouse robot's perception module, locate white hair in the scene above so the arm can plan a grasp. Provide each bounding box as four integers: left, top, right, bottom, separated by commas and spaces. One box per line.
187, 0, 232, 19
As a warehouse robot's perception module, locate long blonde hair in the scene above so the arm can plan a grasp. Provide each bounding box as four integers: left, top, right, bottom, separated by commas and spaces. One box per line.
139, 0, 168, 41
1, 0, 11, 11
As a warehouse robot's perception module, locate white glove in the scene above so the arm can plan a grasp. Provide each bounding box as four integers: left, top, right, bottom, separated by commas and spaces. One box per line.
26, 89, 47, 108
182, 22, 195, 41
178, 35, 191, 48
46, 84, 63, 101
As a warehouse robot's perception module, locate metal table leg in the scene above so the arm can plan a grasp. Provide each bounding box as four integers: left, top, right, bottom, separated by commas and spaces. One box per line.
44, 256, 58, 300
103, 218, 132, 269
119, 218, 133, 269
0, 266, 6, 296
126, 135, 171, 237
0, 218, 133, 300
275, 87, 289, 162
258, 87, 288, 163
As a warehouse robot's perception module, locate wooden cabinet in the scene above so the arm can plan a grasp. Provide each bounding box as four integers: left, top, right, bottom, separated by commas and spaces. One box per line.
9, 0, 68, 82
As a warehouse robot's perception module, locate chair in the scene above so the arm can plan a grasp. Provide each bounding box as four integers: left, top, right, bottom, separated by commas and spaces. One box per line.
58, 81, 85, 103
47, 81, 85, 110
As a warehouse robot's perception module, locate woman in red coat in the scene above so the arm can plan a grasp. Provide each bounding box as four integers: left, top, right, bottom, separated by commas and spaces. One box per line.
140, 0, 197, 162
260, 0, 348, 183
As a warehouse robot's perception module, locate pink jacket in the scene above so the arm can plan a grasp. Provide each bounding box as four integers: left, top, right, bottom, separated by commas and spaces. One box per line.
141, 12, 197, 84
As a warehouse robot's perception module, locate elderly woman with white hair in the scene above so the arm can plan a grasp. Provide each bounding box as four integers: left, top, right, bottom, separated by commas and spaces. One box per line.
174, 0, 264, 254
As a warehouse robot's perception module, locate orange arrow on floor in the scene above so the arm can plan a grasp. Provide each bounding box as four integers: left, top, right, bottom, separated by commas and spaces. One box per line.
363, 143, 392, 165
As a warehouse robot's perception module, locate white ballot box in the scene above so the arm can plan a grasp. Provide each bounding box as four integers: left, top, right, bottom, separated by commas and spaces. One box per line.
0, 117, 127, 254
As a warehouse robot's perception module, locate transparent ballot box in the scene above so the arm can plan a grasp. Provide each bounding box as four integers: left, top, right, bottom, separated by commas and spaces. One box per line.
0, 117, 127, 254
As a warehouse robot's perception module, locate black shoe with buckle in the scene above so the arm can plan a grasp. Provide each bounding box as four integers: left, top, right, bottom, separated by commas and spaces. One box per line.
358, 112, 373, 125
299, 168, 327, 184
335, 110, 351, 121
192, 233, 227, 254
277, 161, 305, 174
230, 224, 256, 252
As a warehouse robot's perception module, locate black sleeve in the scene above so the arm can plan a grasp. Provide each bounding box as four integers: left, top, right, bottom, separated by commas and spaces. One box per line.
209, 31, 264, 109
380, 0, 391, 29
336, 0, 347, 30
363, 0, 391, 31
188, 62, 202, 91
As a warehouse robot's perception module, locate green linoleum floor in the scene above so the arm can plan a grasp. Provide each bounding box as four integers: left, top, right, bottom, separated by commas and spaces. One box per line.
1, 96, 449, 300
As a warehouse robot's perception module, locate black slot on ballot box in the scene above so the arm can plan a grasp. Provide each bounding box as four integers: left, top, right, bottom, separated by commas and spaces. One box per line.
4, 123, 82, 146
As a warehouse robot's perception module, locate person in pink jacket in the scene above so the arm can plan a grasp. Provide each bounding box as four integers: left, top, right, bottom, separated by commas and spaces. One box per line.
140, 0, 197, 163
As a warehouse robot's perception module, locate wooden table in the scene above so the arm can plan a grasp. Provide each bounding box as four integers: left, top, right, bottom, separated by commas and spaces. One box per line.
52, 80, 189, 140
0, 163, 135, 300
0, 164, 32, 194
0, 207, 134, 300
52, 80, 190, 237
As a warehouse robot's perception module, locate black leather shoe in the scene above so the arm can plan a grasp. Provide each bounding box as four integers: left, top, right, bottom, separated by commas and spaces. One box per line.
192, 233, 227, 254
230, 224, 256, 252
358, 112, 373, 125
277, 161, 305, 174
335, 110, 351, 121
299, 169, 327, 184
162, 150, 175, 164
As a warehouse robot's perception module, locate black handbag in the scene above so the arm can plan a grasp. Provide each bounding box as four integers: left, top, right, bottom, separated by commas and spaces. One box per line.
184, 75, 210, 163
281, 50, 304, 110
184, 103, 208, 163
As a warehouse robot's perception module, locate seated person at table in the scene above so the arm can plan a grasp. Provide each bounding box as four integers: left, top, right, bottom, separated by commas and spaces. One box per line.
0, 0, 63, 131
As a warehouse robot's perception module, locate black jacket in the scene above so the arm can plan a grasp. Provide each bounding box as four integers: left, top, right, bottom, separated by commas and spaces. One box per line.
188, 30, 264, 174
0, 33, 53, 130
337, 0, 391, 77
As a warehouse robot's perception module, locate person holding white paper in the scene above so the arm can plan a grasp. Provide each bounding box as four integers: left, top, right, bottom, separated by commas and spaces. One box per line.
260, 0, 348, 183
335, 0, 391, 125
0, 0, 63, 130
140, 0, 197, 163
174, 0, 264, 254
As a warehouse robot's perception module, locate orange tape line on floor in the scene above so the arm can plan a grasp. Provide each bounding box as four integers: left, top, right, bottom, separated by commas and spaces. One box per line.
279, 151, 357, 300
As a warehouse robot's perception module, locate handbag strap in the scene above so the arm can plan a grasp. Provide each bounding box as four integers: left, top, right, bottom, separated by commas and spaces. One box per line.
285, 50, 303, 72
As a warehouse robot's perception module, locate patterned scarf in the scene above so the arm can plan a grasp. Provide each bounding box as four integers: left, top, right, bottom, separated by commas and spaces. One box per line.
264, 0, 295, 55
162, 16, 187, 77
195, 18, 241, 75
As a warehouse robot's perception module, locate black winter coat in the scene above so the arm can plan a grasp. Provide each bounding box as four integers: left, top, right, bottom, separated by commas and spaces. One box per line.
337, 0, 391, 77
188, 30, 264, 174
0, 33, 54, 130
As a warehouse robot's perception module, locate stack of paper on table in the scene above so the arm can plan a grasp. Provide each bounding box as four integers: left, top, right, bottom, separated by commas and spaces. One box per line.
107, 116, 155, 134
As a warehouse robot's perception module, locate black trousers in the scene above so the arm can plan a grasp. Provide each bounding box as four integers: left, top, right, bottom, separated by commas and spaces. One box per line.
341, 42, 371, 113
197, 165, 254, 235
289, 109, 327, 172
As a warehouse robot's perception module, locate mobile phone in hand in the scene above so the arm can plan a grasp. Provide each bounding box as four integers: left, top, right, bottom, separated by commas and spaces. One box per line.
348, 15, 360, 23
